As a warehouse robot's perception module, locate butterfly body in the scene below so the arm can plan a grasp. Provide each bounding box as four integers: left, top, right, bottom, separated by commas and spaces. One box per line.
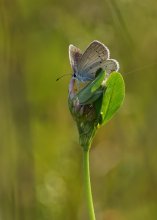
73, 71, 94, 82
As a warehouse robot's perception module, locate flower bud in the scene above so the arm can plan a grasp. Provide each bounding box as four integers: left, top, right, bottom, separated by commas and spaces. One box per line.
68, 69, 105, 150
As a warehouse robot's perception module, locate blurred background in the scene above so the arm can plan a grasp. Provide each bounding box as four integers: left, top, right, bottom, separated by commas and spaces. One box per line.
0, 0, 157, 219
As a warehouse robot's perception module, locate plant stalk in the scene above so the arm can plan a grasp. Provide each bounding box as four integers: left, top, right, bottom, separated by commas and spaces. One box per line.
83, 149, 96, 220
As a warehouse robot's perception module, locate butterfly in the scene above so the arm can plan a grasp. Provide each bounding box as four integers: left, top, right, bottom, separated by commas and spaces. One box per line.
69, 40, 119, 82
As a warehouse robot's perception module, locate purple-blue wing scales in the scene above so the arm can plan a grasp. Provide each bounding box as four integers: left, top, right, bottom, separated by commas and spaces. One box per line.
69, 44, 82, 73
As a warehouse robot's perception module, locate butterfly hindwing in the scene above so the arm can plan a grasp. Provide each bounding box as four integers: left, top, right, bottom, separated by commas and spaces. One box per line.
103, 59, 119, 75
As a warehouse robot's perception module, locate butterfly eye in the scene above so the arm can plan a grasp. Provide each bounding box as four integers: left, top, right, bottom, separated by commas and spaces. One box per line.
73, 73, 76, 77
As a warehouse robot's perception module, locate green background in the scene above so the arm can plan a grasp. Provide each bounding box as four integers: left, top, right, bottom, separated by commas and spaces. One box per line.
0, 0, 157, 219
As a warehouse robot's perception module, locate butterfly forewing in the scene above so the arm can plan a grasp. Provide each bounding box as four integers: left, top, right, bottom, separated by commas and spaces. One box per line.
69, 44, 82, 72
77, 41, 110, 80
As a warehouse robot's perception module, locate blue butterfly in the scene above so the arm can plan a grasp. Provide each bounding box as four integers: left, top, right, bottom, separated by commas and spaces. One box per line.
69, 40, 119, 82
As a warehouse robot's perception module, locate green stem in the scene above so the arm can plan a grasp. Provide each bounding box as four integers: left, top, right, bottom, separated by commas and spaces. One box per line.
83, 149, 96, 220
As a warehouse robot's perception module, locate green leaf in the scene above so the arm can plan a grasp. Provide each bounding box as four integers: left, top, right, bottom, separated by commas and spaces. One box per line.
100, 72, 125, 125
75, 69, 105, 105
91, 69, 106, 93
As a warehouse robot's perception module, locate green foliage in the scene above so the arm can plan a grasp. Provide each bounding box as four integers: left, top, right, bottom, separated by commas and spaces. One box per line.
100, 72, 125, 125
76, 69, 105, 105
69, 70, 125, 219
76, 70, 125, 127
69, 70, 125, 150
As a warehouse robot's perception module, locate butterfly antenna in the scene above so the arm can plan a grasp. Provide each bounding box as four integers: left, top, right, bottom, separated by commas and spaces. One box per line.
56, 74, 72, 81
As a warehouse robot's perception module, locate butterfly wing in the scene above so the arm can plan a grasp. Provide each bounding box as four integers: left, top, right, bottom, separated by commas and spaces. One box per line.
103, 59, 119, 75
77, 40, 110, 81
69, 44, 82, 72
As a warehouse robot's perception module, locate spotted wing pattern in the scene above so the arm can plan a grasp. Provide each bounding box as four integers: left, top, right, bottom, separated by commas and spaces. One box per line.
69, 44, 82, 73
77, 40, 110, 81
103, 59, 119, 75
